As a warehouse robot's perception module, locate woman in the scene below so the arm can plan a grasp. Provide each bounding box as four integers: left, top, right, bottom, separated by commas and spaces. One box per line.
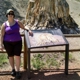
0, 9, 33, 79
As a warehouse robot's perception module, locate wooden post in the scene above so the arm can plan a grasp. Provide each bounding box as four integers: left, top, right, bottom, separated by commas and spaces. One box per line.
23, 36, 27, 70
65, 44, 69, 75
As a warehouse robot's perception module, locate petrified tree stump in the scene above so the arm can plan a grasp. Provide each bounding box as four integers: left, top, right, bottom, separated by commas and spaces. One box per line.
25, 0, 79, 34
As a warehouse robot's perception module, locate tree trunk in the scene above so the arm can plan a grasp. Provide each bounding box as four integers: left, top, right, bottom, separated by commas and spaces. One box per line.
25, 0, 78, 33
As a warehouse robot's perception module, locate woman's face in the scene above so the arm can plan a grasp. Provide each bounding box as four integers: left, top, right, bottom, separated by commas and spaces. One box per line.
7, 11, 14, 19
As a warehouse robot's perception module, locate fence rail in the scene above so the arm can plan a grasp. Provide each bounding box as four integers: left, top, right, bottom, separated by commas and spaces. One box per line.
0, 34, 80, 69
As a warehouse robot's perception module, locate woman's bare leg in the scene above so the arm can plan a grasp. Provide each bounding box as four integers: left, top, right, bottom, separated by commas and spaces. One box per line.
9, 56, 15, 69
15, 56, 21, 71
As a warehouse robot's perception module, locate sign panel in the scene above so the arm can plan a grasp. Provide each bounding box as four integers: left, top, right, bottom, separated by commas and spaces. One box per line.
25, 29, 68, 48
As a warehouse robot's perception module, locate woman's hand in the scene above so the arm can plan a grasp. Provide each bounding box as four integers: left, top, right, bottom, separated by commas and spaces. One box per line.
0, 44, 4, 51
28, 30, 33, 36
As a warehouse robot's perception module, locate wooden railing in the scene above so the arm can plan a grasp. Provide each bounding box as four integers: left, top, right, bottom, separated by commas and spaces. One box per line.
0, 34, 27, 69
0, 34, 80, 70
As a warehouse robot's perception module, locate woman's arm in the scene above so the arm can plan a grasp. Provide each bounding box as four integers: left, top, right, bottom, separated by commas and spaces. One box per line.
17, 20, 33, 36
18, 20, 30, 31
0, 23, 5, 50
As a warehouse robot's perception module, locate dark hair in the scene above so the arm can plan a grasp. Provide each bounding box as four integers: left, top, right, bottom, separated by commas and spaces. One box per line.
6, 9, 15, 17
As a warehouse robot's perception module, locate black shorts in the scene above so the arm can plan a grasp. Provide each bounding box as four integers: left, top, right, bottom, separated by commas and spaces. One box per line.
3, 40, 22, 57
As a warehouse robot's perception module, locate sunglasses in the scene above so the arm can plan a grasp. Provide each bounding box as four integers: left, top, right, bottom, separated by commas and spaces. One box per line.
8, 12, 14, 15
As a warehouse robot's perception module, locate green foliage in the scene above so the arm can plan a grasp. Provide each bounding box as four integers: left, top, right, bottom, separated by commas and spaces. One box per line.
31, 52, 75, 70
46, 58, 59, 68
45, 54, 60, 68
62, 52, 75, 61
69, 53, 75, 61
31, 54, 44, 70
31, 54, 60, 70
76, 0, 80, 2
20, 55, 24, 67
0, 54, 8, 67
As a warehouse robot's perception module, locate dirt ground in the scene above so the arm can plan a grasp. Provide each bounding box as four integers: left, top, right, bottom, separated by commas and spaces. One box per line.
0, 61, 80, 80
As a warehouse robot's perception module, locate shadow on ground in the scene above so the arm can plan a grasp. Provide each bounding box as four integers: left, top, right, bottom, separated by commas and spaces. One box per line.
0, 69, 80, 80
29, 69, 80, 80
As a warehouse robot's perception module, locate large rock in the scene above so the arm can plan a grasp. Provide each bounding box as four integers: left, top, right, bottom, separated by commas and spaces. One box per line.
0, 0, 28, 26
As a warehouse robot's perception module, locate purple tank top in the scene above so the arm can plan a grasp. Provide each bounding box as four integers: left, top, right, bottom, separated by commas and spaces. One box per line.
3, 20, 22, 42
